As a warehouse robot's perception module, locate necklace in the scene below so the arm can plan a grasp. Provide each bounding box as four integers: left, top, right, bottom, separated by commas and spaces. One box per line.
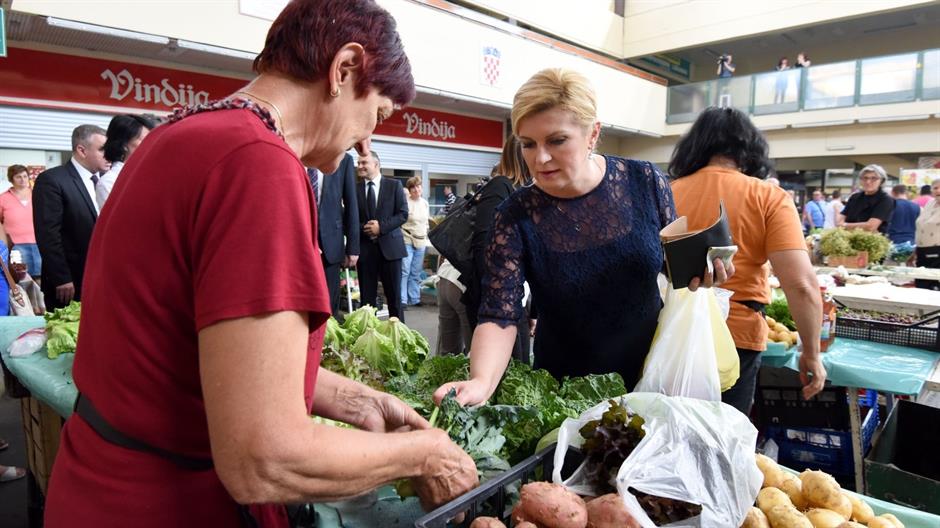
234, 91, 285, 133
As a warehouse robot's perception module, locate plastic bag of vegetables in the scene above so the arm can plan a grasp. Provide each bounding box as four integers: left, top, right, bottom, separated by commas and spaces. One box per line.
552, 393, 762, 528
635, 285, 737, 400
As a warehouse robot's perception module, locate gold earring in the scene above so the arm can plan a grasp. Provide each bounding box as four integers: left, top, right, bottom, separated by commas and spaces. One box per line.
331, 87, 341, 98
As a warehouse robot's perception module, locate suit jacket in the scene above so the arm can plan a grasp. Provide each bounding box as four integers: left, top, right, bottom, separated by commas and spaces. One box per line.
357, 176, 408, 261
309, 154, 360, 265
33, 161, 98, 301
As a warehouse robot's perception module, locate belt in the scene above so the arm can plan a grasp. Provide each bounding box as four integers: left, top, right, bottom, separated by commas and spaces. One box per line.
74, 392, 213, 471
74, 392, 261, 527
734, 300, 767, 314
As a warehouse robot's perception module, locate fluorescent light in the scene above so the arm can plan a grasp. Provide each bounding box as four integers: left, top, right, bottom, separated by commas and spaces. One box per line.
176, 39, 257, 61
858, 114, 931, 124
791, 119, 855, 128
826, 145, 856, 151
47, 17, 169, 45
758, 124, 788, 131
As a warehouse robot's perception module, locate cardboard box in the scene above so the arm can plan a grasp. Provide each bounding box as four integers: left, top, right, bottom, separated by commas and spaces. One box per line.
865, 399, 940, 514
20, 396, 64, 494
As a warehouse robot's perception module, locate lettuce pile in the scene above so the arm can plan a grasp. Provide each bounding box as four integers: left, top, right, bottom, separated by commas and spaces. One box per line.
320, 306, 429, 389
45, 301, 81, 359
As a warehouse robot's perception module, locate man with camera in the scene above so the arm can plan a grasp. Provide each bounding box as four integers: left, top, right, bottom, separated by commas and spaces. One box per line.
716, 53, 736, 78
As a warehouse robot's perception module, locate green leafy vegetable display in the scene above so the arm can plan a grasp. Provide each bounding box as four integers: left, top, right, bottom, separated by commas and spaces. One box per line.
766, 297, 796, 331
820, 228, 892, 263
45, 301, 81, 359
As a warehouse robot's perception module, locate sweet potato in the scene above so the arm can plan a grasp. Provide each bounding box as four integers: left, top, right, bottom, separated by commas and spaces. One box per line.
585, 494, 641, 528
800, 470, 843, 512
803, 508, 845, 528
741, 506, 770, 528
868, 513, 904, 528
779, 474, 808, 511
518, 482, 588, 528
834, 523, 866, 528
469, 517, 506, 528
756, 454, 786, 489
757, 487, 793, 514
843, 494, 873, 523
765, 504, 813, 528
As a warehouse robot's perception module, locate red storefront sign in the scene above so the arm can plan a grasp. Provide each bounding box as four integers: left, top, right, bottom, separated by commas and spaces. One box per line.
0, 47, 246, 112
374, 107, 503, 149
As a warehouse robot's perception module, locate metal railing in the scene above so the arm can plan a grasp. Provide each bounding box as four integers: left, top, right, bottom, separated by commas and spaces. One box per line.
666, 49, 940, 124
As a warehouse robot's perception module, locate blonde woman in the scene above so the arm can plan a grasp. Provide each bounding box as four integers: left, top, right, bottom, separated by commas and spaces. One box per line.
435, 68, 730, 405
401, 176, 430, 307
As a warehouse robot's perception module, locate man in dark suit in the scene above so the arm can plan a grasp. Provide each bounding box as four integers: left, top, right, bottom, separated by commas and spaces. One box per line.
308, 153, 360, 317
33, 124, 110, 310
355, 150, 408, 321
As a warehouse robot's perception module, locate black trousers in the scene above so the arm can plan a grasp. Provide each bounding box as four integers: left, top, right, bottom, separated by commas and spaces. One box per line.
721, 348, 762, 415
321, 256, 342, 318
357, 241, 403, 321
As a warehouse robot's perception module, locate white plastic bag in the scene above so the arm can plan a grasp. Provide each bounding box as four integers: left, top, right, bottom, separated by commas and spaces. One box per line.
8, 328, 47, 357
552, 393, 762, 528
636, 285, 738, 400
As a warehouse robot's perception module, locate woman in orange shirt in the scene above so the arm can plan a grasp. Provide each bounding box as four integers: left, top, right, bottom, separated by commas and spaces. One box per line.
669, 107, 826, 414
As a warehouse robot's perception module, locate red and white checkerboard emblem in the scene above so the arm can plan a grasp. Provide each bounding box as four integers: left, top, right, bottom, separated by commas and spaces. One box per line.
481, 46, 501, 87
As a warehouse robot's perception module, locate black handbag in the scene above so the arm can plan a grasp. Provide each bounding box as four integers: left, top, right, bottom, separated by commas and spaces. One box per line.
429, 184, 488, 279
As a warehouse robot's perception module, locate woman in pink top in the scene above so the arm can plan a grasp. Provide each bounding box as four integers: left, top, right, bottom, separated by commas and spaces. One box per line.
0, 165, 41, 280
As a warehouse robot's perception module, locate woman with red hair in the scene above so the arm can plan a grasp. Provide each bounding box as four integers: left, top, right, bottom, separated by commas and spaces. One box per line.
44, 1, 476, 526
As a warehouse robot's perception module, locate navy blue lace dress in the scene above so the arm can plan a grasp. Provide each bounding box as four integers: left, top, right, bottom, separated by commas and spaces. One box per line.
478, 156, 676, 386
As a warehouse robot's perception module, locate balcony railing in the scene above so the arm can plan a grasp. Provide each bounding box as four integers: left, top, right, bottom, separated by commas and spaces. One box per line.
666, 49, 940, 124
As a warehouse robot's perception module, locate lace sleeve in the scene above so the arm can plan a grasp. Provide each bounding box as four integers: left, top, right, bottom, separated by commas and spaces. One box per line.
477, 206, 526, 328
648, 162, 677, 228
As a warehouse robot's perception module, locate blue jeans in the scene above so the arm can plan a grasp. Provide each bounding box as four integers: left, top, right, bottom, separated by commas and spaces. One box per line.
13, 243, 42, 278
401, 244, 426, 305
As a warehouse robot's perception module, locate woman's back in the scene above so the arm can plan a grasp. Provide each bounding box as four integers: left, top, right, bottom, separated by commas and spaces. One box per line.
671, 167, 805, 350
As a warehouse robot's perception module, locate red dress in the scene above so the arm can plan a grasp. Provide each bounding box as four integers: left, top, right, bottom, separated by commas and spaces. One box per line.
44, 107, 331, 527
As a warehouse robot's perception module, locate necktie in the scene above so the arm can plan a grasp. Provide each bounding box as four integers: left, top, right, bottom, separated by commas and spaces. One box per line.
91, 173, 99, 187
367, 181, 377, 220
313, 172, 321, 205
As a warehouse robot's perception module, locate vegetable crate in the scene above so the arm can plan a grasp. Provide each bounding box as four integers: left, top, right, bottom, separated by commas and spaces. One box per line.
20, 395, 64, 494
834, 310, 940, 351
755, 367, 876, 431
765, 399, 878, 491
415, 444, 580, 528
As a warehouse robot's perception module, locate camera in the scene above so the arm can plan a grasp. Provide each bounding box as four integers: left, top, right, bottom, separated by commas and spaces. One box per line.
717, 55, 729, 65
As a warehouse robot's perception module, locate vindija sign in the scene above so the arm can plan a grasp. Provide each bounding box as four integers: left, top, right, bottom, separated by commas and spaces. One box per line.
100, 68, 211, 107
374, 107, 503, 149
0, 48, 245, 112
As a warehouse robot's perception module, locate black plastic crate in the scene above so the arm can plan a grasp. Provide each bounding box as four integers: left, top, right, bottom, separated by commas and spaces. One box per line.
755, 366, 853, 430
414, 444, 582, 528
834, 308, 940, 351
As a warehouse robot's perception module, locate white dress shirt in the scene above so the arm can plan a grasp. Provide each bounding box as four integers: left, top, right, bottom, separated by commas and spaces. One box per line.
70, 158, 100, 213
365, 175, 382, 201
96, 161, 124, 210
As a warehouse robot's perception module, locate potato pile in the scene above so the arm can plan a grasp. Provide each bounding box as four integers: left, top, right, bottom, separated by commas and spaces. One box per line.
744, 454, 903, 528
469, 482, 641, 528
766, 316, 798, 347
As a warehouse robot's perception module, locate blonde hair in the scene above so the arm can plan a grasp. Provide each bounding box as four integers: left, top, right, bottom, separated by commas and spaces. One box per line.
496, 136, 530, 187
511, 68, 597, 135
405, 175, 422, 190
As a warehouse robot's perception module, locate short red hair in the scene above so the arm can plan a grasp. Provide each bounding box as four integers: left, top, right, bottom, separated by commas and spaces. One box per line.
254, 0, 415, 107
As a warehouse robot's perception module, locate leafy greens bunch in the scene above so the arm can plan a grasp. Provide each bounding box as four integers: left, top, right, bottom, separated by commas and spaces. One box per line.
320, 306, 429, 389
45, 301, 81, 359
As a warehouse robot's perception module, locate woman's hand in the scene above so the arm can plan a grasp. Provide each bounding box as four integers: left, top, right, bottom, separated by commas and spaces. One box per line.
410, 430, 479, 511
798, 354, 827, 400
348, 388, 430, 433
689, 258, 734, 291
433, 378, 492, 407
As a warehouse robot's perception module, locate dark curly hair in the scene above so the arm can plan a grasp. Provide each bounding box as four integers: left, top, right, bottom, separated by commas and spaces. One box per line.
668, 107, 774, 179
